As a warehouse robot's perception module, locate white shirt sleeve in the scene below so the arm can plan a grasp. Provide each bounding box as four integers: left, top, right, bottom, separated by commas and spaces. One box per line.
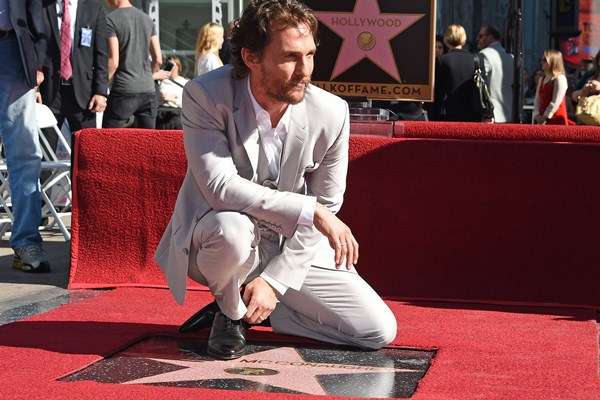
260, 271, 289, 296
297, 196, 316, 226
205, 53, 222, 72
543, 74, 568, 119
532, 78, 541, 119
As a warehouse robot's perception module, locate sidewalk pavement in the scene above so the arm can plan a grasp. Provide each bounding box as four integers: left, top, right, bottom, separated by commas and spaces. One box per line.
0, 229, 72, 325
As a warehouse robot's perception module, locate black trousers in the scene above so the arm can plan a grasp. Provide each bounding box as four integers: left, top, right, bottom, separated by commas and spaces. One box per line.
103, 92, 157, 129
48, 83, 97, 133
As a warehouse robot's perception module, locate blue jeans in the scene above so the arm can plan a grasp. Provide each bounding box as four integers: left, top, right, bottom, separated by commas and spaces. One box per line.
0, 36, 43, 248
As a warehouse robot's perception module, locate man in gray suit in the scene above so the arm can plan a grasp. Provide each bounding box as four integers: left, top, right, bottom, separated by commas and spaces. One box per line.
155, 0, 396, 360
477, 24, 514, 123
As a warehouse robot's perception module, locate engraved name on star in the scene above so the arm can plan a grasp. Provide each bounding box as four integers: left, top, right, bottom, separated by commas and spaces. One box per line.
314, 0, 425, 82
123, 346, 419, 395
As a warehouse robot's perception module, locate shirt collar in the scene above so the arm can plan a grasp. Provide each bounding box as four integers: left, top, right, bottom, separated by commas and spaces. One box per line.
246, 76, 291, 135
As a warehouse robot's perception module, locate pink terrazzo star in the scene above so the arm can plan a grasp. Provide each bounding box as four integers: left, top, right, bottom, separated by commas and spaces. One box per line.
123, 346, 418, 395
314, 0, 425, 82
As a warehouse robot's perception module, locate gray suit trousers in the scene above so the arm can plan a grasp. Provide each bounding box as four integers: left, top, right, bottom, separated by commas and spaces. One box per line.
188, 210, 397, 350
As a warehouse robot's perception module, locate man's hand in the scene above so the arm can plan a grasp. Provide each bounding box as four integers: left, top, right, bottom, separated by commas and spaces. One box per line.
242, 277, 278, 325
152, 70, 171, 81
36, 70, 44, 86
585, 80, 600, 95
313, 202, 359, 269
88, 95, 107, 113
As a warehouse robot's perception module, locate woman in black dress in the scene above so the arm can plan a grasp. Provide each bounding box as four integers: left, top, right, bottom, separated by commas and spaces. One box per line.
434, 24, 482, 122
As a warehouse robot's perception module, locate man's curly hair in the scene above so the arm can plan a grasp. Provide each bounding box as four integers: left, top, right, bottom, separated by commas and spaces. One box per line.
230, 0, 319, 79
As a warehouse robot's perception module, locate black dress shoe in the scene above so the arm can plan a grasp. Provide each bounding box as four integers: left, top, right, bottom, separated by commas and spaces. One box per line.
207, 312, 247, 360
179, 301, 219, 333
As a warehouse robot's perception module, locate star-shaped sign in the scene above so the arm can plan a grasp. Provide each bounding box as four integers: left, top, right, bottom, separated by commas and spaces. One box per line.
123, 346, 419, 395
314, 0, 425, 82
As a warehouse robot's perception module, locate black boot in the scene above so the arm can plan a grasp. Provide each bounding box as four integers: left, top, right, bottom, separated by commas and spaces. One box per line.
207, 312, 247, 359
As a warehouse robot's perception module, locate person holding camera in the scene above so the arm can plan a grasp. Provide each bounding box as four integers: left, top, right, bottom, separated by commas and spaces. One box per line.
155, 56, 188, 129
159, 56, 188, 109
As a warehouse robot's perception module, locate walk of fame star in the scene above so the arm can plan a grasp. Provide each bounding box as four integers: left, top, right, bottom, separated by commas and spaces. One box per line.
314, 0, 425, 82
124, 346, 418, 395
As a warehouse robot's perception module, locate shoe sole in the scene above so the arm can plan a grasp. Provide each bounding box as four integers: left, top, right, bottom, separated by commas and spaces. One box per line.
207, 345, 246, 360
12, 259, 51, 273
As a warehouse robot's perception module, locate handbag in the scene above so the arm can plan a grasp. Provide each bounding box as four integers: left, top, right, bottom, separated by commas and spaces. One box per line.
472, 54, 494, 120
575, 94, 600, 125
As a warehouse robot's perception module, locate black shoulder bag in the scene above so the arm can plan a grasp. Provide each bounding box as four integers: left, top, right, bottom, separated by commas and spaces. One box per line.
472, 53, 495, 120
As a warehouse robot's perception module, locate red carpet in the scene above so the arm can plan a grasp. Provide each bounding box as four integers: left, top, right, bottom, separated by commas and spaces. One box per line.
71, 129, 600, 307
0, 288, 597, 399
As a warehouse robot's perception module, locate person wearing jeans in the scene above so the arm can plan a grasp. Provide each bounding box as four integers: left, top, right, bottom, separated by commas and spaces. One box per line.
0, 0, 50, 272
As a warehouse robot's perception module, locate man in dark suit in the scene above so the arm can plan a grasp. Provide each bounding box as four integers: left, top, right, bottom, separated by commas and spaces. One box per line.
40, 0, 108, 131
0, 0, 52, 272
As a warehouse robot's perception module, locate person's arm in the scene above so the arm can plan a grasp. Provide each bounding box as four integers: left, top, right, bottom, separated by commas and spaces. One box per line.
92, 4, 108, 97
149, 35, 162, 72
532, 77, 542, 120
107, 37, 119, 81
88, 4, 108, 112
542, 74, 567, 120
479, 51, 492, 88
27, 0, 48, 85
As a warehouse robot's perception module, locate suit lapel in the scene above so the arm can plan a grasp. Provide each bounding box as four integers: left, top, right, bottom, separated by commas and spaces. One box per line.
278, 100, 307, 192
232, 77, 259, 177
47, 1, 60, 46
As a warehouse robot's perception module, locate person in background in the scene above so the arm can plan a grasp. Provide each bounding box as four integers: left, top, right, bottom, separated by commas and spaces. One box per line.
435, 34, 448, 59
571, 50, 600, 105
219, 19, 236, 65
159, 56, 189, 109
477, 24, 514, 123
434, 24, 481, 122
39, 0, 108, 133
103, 0, 162, 129
426, 35, 448, 120
0, 0, 51, 272
195, 22, 224, 76
533, 50, 572, 125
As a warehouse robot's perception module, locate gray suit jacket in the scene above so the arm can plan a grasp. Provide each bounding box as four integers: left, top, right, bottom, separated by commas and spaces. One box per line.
155, 65, 350, 304
480, 41, 514, 123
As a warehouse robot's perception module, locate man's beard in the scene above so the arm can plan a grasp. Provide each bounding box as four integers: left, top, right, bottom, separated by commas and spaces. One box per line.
262, 70, 310, 105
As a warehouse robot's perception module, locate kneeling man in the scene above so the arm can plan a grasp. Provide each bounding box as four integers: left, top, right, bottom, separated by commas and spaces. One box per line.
155, 0, 397, 360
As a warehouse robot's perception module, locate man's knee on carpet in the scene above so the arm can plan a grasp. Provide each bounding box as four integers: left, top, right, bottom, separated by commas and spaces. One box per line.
345, 305, 398, 350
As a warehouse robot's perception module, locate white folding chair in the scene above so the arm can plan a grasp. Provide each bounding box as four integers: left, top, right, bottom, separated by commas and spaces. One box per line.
35, 103, 71, 240
0, 156, 13, 239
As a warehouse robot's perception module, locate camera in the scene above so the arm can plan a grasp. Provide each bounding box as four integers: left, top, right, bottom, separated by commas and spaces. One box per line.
162, 60, 175, 71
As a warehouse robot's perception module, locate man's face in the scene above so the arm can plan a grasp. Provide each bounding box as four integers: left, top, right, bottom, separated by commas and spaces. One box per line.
477, 28, 492, 49
251, 23, 316, 105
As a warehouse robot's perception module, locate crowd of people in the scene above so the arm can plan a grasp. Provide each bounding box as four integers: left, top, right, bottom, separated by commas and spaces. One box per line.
0, 0, 230, 272
432, 22, 600, 126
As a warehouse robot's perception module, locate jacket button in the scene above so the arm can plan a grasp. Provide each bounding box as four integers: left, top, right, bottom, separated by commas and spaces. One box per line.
183, 248, 189, 255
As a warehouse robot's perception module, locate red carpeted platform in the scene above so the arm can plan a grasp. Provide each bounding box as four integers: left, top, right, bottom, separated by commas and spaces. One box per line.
0, 288, 598, 400
70, 126, 600, 307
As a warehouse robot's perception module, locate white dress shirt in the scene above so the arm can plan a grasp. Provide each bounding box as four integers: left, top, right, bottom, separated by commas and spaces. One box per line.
56, 0, 77, 48
247, 77, 317, 296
